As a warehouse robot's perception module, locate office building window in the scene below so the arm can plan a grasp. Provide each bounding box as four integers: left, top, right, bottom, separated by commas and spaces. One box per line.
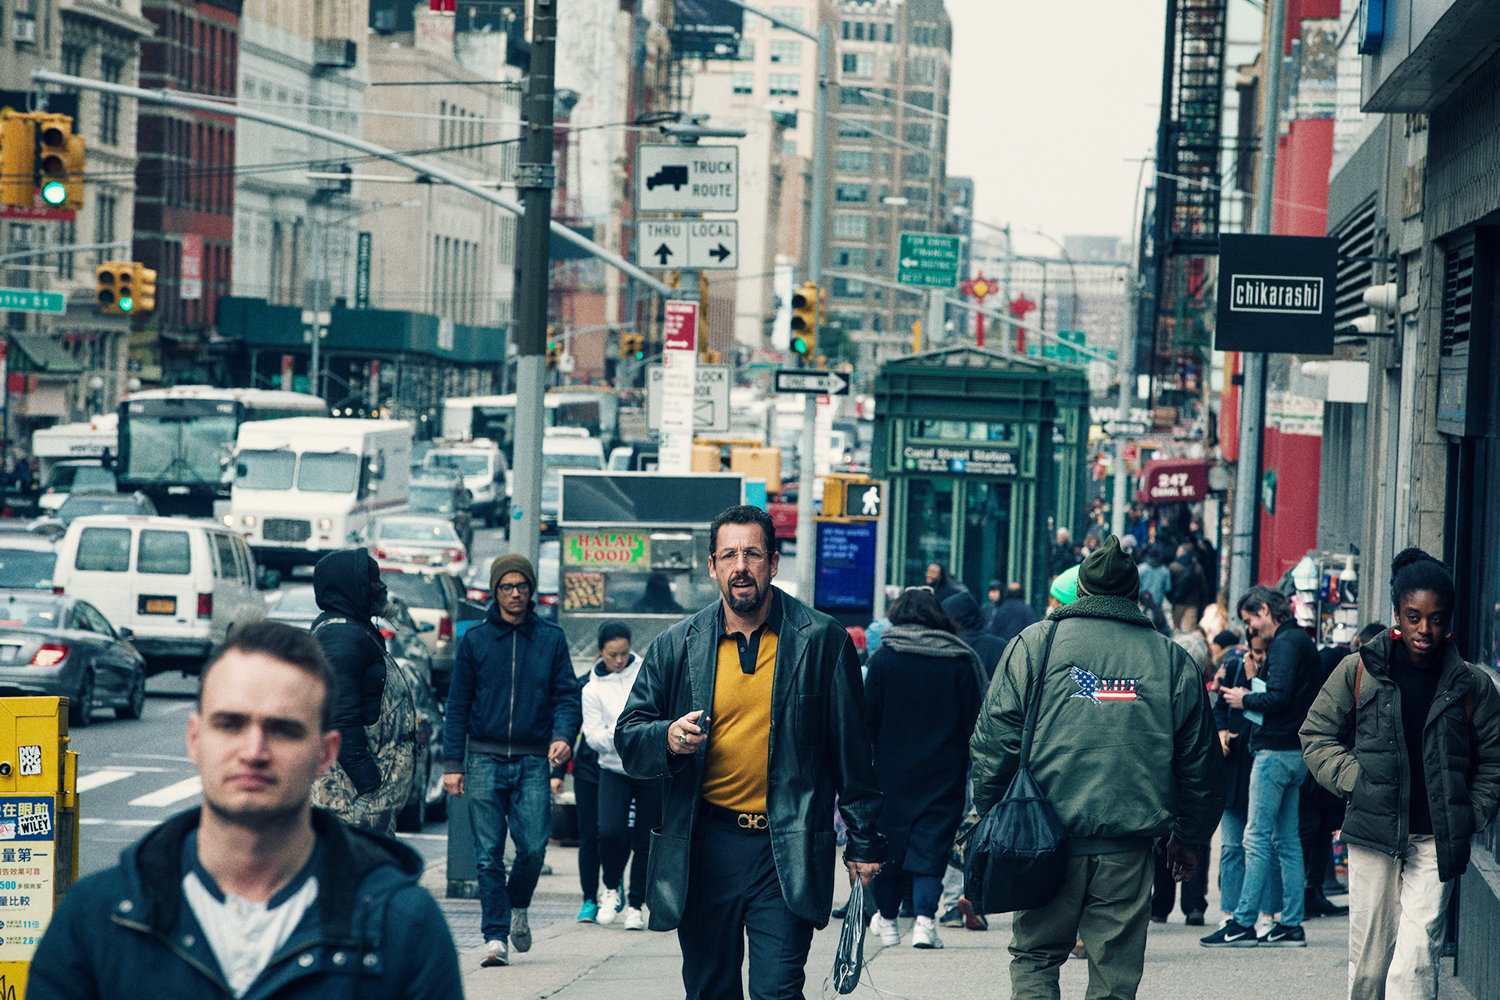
737, 38, 754, 59
836, 149, 872, 172
835, 183, 870, 203
841, 52, 874, 77
832, 277, 865, 298
835, 247, 868, 268
834, 213, 869, 239
732, 72, 754, 96
902, 185, 929, 204
769, 74, 800, 98
837, 118, 873, 139
100, 59, 123, 145
840, 86, 868, 106
771, 6, 802, 27
769, 40, 800, 64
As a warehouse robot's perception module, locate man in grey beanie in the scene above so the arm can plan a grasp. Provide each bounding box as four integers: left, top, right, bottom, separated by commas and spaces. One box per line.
444, 552, 580, 968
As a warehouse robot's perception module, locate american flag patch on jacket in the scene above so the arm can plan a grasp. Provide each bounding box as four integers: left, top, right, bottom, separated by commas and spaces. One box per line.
1069, 666, 1140, 704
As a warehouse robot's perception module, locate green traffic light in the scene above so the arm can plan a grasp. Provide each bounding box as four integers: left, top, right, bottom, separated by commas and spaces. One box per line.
792, 336, 808, 355
118, 296, 134, 313
39, 181, 66, 206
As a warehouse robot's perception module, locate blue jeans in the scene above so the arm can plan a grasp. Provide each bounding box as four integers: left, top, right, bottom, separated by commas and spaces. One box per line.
467, 752, 553, 941
1218, 805, 1281, 916
1232, 749, 1306, 928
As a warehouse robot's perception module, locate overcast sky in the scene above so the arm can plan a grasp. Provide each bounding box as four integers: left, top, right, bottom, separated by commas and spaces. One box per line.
946, 0, 1168, 257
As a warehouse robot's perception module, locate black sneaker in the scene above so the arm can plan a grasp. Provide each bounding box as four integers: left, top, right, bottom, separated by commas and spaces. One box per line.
1200, 920, 1259, 947
1259, 922, 1306, 947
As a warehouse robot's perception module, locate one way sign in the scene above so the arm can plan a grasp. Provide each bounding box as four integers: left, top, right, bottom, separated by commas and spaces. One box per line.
636, 220, 739, 271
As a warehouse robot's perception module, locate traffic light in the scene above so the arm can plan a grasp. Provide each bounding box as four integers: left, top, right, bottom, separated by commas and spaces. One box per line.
619, 333, 644, 360
132, 263, 157, 315
546, 328, 560, 369
790, 281, 818, 358
0, 114, 35, 208
36, 114, 83, 210
96, 261, 137, 315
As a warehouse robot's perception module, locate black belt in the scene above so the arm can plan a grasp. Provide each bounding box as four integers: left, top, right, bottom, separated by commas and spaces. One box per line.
700, 801, 769, 832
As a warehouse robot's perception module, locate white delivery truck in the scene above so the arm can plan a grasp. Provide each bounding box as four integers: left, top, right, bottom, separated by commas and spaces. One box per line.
226, 417, 412, 572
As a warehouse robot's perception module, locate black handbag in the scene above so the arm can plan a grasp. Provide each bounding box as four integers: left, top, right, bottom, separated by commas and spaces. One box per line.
965, 620, 1069, 913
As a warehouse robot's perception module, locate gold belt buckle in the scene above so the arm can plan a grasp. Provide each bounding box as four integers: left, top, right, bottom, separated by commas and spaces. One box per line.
737, 812, 768, 830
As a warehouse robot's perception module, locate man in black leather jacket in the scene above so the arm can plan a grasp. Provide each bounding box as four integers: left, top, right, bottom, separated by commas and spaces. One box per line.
617, 505, 886, 1000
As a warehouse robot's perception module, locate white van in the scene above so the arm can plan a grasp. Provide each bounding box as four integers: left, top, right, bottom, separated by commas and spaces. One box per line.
424, 439, 509, 527
52, 515, 269, 672
227, 418, 412, 572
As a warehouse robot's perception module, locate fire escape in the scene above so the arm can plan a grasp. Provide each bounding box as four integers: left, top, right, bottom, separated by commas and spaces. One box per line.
1144, 0, 1227, 427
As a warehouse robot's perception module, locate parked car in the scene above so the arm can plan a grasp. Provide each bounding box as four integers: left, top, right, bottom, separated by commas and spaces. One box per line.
408, 476, 475, 550
0, 590, 147, 726
397, 654, 447, 831
0, 535, 60, 590
266, 586, 436, 680
369, 514, 470, 578
379, 569, 483, 695
39, 461, 118, 513
52, 515, 273, 674
51, 491, 157, 528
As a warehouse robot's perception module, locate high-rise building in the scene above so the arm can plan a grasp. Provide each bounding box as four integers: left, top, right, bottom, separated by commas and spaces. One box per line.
826, 0, 951, 362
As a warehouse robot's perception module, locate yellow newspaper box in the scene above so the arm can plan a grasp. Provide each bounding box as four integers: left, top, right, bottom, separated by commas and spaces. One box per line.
0, 698, 79, 999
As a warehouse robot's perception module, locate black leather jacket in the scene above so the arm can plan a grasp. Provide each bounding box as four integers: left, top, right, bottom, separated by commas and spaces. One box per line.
616, 588, 886, 930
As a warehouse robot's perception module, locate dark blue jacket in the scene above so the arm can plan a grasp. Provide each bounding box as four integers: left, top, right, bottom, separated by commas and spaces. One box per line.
26, 809, 462, 1000
443, 600, 581, 766
1242, 620, 1322, 752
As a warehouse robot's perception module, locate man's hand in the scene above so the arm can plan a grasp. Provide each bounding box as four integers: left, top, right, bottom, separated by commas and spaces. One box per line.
1218, 728, 1235, 756
548, 740, 573, 768
1221, 686, 1248, 709
846, 860, 881, 886
550, 777, 564, 795
667, 710, 710, 756
443, 772, 464, 797
1165, 839, 1196, 883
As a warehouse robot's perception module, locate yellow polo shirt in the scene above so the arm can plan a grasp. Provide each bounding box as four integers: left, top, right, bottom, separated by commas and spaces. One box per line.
699, 594, 781, 813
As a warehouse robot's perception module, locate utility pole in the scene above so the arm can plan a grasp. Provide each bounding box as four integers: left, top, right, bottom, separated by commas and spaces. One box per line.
796, 21, 830, 602
510, 0, 558, 568
1227, 0, 1286, 602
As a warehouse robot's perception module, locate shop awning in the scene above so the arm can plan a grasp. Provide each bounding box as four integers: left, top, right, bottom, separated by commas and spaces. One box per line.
1137, 458, 1210, 504
7, 332, 86, 375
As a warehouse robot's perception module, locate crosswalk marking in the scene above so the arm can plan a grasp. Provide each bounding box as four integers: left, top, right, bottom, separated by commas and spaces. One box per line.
129, 776, 203, 808
77, 769, 137, 793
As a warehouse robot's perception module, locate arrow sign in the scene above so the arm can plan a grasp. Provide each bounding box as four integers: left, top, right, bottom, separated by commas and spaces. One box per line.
709, 244, 731, 263
774, 369, 850, 396
636, 219, 739, 270
654, 243, 674, 265
1103, 420, 1149, 437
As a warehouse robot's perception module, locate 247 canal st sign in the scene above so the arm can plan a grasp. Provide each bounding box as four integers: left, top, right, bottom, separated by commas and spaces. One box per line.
1215, 234, 1337, 355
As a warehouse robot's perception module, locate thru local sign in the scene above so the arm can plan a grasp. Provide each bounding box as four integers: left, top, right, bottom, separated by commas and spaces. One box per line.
637, 219, 739, 270
897, 232, 961, 288
636, 145, 739, 214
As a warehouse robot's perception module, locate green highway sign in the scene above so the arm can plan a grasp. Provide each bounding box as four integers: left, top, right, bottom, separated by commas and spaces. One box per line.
0, 288, 65, 314
897, 232, 962, 288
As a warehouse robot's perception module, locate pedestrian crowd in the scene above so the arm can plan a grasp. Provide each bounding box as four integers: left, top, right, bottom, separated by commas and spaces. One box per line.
27, 500, 1500, 1000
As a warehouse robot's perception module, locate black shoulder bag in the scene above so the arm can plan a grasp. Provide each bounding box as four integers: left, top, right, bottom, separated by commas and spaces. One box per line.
965, 620, 1069, 913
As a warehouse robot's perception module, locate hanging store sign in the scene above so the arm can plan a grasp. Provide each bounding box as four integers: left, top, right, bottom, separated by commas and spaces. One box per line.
1215, 234, 1337, 355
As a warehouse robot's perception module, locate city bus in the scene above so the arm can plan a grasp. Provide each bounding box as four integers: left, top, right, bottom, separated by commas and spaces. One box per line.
115, 386, 329, 516
442, 387, 624, 457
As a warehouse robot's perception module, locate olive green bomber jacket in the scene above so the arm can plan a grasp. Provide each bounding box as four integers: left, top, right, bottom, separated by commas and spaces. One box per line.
1300, 633, 1500, 882
969, 596, 1225, 849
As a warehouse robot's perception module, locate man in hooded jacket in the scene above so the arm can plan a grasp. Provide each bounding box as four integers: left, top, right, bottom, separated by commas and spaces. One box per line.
943, 590, 1007, 681
310, 548, 414, 836
970, 535, 1224, 1000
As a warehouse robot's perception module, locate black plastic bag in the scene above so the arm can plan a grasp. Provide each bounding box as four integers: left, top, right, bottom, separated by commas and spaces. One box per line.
965, 764, 1068, 913
830, 877, 867, 994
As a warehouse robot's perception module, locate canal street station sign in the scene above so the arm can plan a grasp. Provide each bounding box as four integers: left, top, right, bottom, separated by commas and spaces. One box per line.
1216, 234, 1337, 355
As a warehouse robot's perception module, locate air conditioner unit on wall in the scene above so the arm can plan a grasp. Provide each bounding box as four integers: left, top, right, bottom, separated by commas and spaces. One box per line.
13, 17, 36, 43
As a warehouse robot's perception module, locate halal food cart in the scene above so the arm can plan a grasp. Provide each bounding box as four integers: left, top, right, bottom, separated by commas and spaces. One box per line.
555, 470, 746, 666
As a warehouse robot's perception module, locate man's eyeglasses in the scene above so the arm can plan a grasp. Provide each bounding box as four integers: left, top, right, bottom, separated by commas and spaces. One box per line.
715, 548, 768, 565
496, 582, 532, 595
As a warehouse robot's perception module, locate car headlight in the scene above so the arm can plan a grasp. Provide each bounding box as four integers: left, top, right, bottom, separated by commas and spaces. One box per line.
241, 515, 257, 527
221, 514, 233, 527
318, 518, 333, 530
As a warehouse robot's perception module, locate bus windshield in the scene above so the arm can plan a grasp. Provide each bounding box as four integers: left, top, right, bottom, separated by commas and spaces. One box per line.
122, 412, 237, 486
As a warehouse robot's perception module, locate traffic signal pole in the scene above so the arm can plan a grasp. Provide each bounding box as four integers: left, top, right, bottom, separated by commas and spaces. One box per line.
796, 23, 830, 600
510, 0, 557, 569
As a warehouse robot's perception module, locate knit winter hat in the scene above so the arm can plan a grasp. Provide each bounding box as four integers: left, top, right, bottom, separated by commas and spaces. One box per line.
490, 552, 537, 595
1075, 534, 1140, 601
1049, 565, 1080, 605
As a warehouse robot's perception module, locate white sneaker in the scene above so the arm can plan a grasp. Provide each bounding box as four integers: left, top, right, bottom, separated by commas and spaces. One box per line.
597, 887, 622, 925
912, 916, 943, 950
481, 939, 508, 967
871, 914, 900, 946
623, 906, 645, 931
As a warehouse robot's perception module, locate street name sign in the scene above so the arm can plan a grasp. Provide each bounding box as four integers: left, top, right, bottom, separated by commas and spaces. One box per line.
774, 369, 850, 396
1102, 419, 1149, 437
637, 145, 739, 214
646, 363, 731, 434
897, 232, 961, 288
637, 219, 739, 270
0, 288, 65, 314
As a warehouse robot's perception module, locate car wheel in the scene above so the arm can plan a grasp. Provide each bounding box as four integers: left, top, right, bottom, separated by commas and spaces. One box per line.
68, 670, 94, 728
396, 749, 429, 832
116, 669, 146, 720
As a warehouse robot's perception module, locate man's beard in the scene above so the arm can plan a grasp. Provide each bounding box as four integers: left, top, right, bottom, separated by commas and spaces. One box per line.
374, 598, 403, 621
725, 576, 770, 615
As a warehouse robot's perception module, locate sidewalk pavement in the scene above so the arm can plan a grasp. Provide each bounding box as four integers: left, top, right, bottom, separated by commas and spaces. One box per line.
422, 843, 1478, 1000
